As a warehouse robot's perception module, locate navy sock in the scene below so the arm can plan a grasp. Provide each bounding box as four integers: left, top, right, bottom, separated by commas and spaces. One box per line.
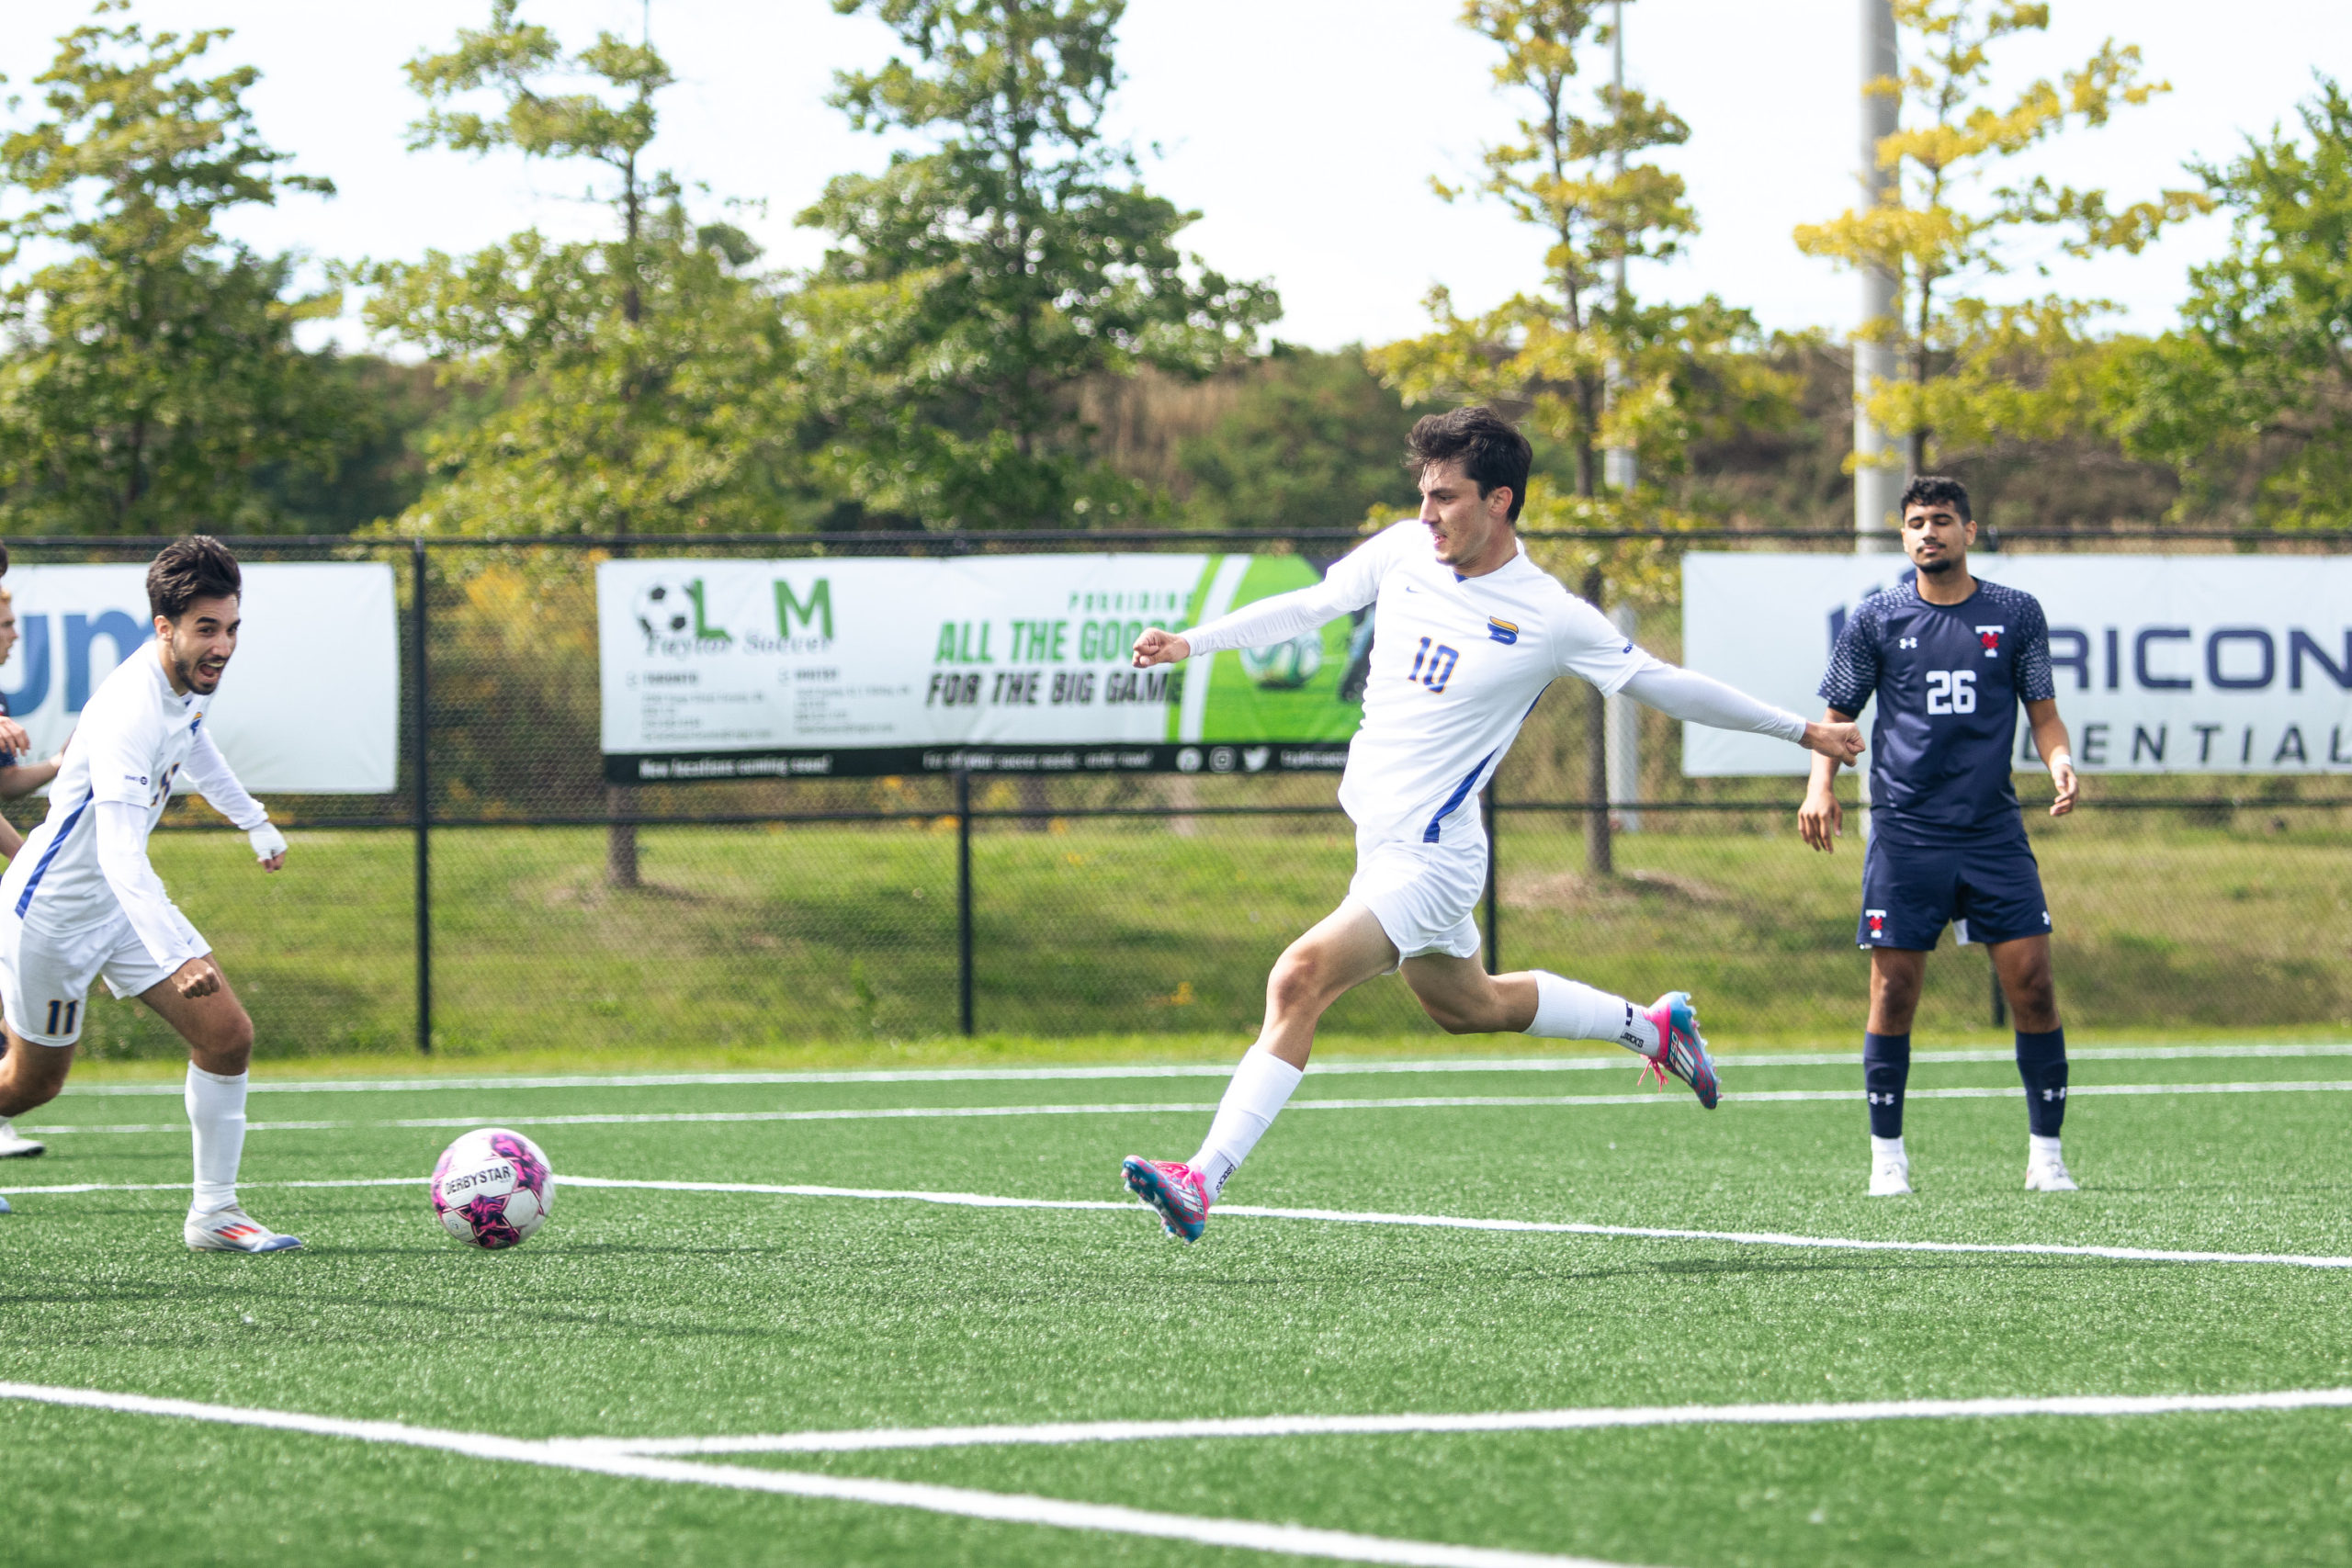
1862, 1032, 1910, 1139
2016, 1028, 2068, 1135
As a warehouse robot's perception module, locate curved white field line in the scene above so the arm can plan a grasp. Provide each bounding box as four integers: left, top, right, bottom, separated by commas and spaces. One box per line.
0, 1382, 1623, 1568
54, 1043, 2352, 1097
8, 1172, 2346, 1269
26, 1077, 2352, 1137
584, 1385, 2352, 1457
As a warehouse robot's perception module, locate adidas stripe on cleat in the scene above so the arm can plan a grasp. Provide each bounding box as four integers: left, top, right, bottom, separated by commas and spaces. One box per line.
1121, 1156, 1211, 1242
185, 1206, 302, 1254
1636, 991, 1720, 1109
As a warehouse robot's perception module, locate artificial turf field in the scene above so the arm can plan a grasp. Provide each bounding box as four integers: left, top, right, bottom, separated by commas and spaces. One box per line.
6, 1044, 2351, 1567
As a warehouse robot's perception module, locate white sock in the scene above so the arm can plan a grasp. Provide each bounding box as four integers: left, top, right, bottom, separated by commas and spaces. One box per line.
1526, 972, 1657, 1055
187, 1066, 249, 1214
1871, 1134, 1907, 1163
2029, 1134, 2064, 1163
1189, 1047, 1304, 1201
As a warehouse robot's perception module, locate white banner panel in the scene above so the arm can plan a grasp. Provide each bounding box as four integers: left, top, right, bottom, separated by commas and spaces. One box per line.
0, 564, 399, 793
598, 555, 1370, 781
1682, 554, 2352, 776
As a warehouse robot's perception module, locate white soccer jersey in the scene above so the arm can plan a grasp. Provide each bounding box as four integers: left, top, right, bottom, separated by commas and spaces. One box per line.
0, 647, 265, 965
1187, 521, 1646, 844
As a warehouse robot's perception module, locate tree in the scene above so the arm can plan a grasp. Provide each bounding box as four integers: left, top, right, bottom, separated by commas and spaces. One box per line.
1792, 0, 2207, 475
366, 0, 802, 887
1170, 349, 1441, 531
797, 0, 1279, 530
361, 1, 798, 538
2105, 78, 2352, 529
0, 8, 354, 533
1371, 0, 1774, 505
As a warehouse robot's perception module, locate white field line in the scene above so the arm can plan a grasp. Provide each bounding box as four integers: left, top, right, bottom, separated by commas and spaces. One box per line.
25, 1078, 2352, 1137
588, 1385, 2352, 1457
0, 1382, 1623, 1568
6, 1170, 2348, 1269
54, 1043, 2352, 1097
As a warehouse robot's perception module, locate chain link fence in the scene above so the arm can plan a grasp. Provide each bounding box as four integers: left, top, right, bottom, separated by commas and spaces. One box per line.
7, 530, 2348, 1061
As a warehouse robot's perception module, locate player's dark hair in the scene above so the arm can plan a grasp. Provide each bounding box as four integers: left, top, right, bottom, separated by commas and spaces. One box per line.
147, 536, 243, 622
1900, 475, 1972, 522
1406, 406, 1533, 522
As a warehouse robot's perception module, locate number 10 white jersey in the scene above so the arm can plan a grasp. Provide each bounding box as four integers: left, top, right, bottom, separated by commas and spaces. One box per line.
1186, 521, 1646, 846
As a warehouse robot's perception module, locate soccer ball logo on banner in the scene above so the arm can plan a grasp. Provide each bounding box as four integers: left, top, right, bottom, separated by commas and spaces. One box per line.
634, 580, 695, 641
1239, 633, 1323, 690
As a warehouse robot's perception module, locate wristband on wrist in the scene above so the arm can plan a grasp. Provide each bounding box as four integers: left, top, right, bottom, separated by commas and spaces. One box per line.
2048, 750, 2073, 770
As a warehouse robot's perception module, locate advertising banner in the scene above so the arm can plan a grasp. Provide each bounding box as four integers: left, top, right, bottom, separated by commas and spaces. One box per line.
0, 563, 400, 793
597, 555, 1371, 781
1682, 553, 2352, 775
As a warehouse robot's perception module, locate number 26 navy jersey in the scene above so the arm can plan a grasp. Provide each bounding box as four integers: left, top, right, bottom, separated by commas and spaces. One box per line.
1818, 573, 2056, 843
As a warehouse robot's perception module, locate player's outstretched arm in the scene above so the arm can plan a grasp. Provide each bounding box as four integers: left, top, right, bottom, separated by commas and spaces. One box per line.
1798, 707, 1859, 853
184, 728, 286, 871
1136, 525, 1403, 669
2025, 697, 2077, 817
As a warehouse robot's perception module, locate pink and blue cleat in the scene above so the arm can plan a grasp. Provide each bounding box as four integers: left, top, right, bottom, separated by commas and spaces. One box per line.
1122, 1156, 1210, 1242
1638, 991, 1719, 1109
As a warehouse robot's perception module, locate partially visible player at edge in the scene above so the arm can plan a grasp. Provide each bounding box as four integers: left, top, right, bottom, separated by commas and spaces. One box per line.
1799, 476, 2081, 1197
1119, 408, 1865, 1242
0, 558, 61, 1167
0, 537, 299, 1248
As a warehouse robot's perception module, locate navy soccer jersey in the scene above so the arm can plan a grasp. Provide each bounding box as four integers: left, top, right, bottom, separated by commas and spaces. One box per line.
1819, 573, 2055, 844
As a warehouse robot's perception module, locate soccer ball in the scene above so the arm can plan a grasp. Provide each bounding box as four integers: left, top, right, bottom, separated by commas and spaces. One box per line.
1238, 633, 1323, 689
431, 1127, 554, 1249
634, 580, 694, 641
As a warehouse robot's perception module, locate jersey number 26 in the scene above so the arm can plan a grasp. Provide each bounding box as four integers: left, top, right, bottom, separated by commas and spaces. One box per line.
1924, 669, 1977, 715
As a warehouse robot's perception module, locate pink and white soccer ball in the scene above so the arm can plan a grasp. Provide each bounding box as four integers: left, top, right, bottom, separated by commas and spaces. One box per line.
431, 1127, 554, 1249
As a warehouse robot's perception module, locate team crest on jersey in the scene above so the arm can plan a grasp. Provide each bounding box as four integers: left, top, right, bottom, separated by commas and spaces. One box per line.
1865, 908, 1888, 941
1975, 625, 2005, 658
1487, 617, 1519, 646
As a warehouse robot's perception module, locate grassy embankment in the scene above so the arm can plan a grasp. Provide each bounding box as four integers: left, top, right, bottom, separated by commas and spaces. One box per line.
58, 814, 2350, 1075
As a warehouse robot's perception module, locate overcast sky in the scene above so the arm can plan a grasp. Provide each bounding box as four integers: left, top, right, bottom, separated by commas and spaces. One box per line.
3, 1, 2346, 354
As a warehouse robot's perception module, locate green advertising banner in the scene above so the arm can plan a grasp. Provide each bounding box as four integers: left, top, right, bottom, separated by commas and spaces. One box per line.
599, 553, 1368, 781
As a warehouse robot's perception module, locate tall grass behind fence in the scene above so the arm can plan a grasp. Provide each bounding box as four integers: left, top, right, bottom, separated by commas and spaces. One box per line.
6, 531, 2348, 1061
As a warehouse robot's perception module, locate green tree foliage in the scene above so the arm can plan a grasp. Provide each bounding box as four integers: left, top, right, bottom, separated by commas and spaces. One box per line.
0, 8, 356, 534
1372, 0, 1785, 509
360, 1, 796, 536
1171, 349, 1440, 532
798, 0, 1280, 530
2106, 78, 2352, 528
1793, 0, 2206, 472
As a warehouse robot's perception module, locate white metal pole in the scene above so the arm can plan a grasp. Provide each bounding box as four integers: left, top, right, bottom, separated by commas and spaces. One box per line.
1603, 0, 1636, 494
1854, 0, 1901, 555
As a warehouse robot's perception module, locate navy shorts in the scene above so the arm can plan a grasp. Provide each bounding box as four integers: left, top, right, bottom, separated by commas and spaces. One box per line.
1858, 830, 2051, 951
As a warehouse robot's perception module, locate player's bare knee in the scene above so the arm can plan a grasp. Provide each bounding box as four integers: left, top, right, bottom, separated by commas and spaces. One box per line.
192, 1005, 255, 1070
1266, 948, 1337, 1019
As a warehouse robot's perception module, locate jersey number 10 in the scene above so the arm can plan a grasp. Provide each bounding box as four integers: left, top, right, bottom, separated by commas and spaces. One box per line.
1924, 669, 1978, 715
1409, 637, 1460, 694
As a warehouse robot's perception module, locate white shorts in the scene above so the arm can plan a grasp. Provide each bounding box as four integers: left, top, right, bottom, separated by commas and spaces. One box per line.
1345, 825, 1487, 965
0, 912, 187, 1046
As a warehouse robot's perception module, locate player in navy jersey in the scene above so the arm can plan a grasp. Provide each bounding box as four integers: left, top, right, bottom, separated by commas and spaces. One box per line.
1799, 477, 2081, 1196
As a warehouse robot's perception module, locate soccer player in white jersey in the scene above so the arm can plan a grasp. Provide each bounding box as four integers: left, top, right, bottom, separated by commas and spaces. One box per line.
1120, 408, 1865, 1241
0, 569, 58, 1166
0, 537, 299, 1249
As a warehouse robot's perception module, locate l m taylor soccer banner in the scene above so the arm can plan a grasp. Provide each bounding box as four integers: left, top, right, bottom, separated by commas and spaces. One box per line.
1682, 554, 2352, 776
0, 563, 399, 793
597, 555, 1370, 782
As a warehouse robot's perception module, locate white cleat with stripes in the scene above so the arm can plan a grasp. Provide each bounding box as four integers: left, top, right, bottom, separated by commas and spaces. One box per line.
0, 1118, 45, 1159
185, 1205, 303, 1253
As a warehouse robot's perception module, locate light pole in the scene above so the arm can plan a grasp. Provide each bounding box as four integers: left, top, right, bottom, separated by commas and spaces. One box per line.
1854, 0, 1902, 554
